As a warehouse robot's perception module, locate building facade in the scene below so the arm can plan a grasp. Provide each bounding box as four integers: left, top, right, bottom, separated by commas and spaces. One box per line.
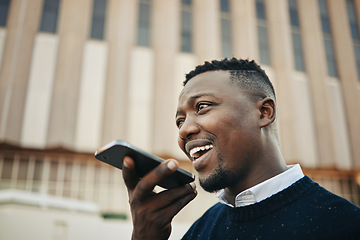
0, 0, 360, 229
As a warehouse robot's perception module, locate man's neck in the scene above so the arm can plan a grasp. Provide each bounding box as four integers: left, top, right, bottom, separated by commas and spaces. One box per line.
224, 161, 287, 206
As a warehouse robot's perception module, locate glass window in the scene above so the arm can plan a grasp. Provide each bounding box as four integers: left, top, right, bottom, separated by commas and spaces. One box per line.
347, 3, 359, 40
78, 163, 87, 200
79, 163, 87, 183
221, 18, 232, 58
33, 159, 43, 181
63, 161, 72, 197
181, 0, 193, 52
220, 0, 230, 12
64, 161, 72, 182
17, 158, 29, 181
49, 160, 58, 181
48, 160, 58, 195
1, 156, 13, 179
354, 44, 360, 75
324, 39, 338, 77
220, 0, 232, 58
258, 26, 270, 65
289, 9, 299, 27
288, 0, 305, 71
346, 0, 360, 80
32, 159, 43, 192
256, 0, 270, 65
16, 158, 29, 190
0, 0, 10, 27
292, 33, 305, 71
289, 0, 299, 27
39, 0, 61, 33
320, 16, 331, 34
318, 0, 338, 77
137, 0, 151, 46
90, 0, 107, 40
256, 0, 266, 20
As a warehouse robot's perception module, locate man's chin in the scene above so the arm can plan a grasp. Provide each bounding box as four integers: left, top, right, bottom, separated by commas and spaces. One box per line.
199, 179, 223, 193
198, 169, 231, 193
198, 163, 245, 193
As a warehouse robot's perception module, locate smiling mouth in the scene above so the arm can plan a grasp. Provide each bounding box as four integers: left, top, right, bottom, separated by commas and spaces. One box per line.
189, 144, 213, 161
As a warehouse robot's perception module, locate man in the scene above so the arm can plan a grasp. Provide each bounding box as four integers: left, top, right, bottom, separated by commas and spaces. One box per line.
122, 58, 360, 240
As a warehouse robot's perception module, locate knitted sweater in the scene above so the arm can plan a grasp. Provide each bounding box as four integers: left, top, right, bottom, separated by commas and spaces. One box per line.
182, 176, 360, 240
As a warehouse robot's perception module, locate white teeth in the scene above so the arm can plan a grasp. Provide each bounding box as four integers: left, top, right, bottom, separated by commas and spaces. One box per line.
189, 144, 213, 159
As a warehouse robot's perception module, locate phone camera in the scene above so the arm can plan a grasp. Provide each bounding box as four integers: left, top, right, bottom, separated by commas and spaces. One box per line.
102, 155, 109, 161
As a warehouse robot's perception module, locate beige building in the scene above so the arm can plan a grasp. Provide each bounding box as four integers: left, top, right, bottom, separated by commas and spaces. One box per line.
0, 0, 360, 238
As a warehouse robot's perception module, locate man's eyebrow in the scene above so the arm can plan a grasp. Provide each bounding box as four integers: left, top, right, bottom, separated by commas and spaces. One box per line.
176, 93, 217, 118
175, 106, 187, 118
175, 110, 181, 118
190, 93, 216, 100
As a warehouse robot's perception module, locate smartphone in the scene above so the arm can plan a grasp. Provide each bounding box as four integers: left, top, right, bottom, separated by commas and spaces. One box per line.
95, 140, 195, 189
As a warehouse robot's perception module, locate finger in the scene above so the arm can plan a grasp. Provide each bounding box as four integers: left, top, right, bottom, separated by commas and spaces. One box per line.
152, 182, 197, 210
122, 156, 140, 191
134, 159, 179, 200
130, 183, 197, 233
156, 186, 197, 221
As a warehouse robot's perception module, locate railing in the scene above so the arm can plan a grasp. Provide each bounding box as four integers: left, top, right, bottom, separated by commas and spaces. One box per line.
1, 143, 359, 219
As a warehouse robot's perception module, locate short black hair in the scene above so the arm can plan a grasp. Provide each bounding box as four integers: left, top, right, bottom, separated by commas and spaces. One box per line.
184, 58, 276, 101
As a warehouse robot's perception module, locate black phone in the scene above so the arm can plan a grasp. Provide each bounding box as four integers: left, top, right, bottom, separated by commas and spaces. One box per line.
95, 140, 195, 189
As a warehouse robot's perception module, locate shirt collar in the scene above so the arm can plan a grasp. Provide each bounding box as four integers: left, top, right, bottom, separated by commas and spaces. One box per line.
217, 164, 304, 207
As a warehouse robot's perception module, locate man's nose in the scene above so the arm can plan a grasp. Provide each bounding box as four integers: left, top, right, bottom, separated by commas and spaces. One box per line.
178, 117, 200, 140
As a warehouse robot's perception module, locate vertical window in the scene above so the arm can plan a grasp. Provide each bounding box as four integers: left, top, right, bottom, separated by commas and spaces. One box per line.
17, 158, 29, 190
78, 163, 87, 200
39, 0, 61, 33
90, 0, 107, 40
1, 156, 13, 180
256, 0, 271, 65
318, 0, 338, 77
137, 0, 151, 46
48, 160, 58, 195
63, 161, 72, 197
288, 0, 305, 71
346, 0, 360, 81
32, 159, 43, 192
17, 158, 29, 181
220, 0, 232, 58
0, 0, 10, 27
181, 0, 193, 52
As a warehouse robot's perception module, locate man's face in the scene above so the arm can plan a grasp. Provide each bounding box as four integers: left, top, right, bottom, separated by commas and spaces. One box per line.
176, 70, 262, 192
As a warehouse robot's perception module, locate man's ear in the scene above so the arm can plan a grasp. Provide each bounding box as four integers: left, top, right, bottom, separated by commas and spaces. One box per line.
258, 97, 276, 128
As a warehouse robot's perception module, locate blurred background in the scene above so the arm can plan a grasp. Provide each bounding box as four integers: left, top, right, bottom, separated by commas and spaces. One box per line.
0, 0, 360, 239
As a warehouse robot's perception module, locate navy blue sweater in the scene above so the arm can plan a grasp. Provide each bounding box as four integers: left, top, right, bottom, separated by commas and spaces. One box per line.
182, 176, 360, 240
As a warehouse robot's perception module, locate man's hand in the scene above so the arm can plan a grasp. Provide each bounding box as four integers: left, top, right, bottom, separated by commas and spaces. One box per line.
122, 156, 197, 240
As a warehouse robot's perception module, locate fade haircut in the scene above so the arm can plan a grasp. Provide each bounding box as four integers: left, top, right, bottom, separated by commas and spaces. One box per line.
183, 58, 276, 102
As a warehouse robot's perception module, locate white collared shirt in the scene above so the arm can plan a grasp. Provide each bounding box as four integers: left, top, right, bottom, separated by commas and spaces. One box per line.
217, 164, 304, 207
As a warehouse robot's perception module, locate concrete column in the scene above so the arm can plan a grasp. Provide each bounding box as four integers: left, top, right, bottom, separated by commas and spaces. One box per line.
46, 0, 92, 148
193, 0, 221, 63
266, 0, 298, 162
297, 0, 337, 167
230, 0, 259, 60
327, 0, 360, 168
0, 0, 43, 142
101, 0, 137, 145
151, 0, 180, 155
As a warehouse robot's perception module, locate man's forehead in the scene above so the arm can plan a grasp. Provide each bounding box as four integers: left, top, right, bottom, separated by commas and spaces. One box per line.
179, 70, 232, 97
185, 70, 231, 83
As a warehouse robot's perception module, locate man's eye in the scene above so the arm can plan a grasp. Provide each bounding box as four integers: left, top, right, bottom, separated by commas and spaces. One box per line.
197, 103, 210, 112
176, 119, 184, 128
